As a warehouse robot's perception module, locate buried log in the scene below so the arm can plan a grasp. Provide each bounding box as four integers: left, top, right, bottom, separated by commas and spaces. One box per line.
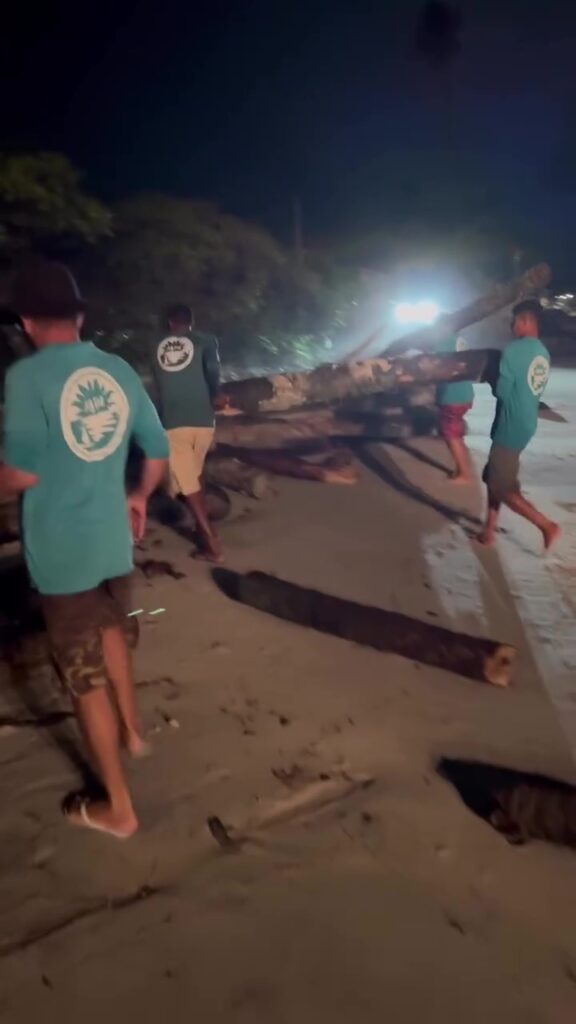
232, 450, 358, 485
438, 758, 576, 849
213, 569, 515, 686
204, 455, 272, 499
223, 348, 494, 416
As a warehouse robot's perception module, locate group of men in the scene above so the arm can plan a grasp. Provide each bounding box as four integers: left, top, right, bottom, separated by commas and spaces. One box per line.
0, 266, 561, 840
437, 298, 560, 550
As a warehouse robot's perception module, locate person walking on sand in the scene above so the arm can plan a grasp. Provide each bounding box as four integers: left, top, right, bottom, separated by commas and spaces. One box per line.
153, 304, 226, 562
478, 299, 560, 550
0, 263, 168, 839
435, 332, 474, 483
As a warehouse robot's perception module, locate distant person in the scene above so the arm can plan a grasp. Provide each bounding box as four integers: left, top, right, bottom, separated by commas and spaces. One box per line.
153, 304, 226, 562
435, 332, 474, 483
478, 299, 560, 550
0, 263, 168, 839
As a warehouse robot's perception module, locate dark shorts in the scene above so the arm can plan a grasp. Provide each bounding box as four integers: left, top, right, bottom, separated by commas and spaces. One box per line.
438, 403, 472, 441
482, 444, 521, 505
40, 575, 138, 698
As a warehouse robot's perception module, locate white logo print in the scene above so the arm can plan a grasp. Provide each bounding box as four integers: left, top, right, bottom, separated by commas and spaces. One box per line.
60, 368, 129, 462
455, 336, 467, 353
527, 355, 550, 397
157, 335, 194, 372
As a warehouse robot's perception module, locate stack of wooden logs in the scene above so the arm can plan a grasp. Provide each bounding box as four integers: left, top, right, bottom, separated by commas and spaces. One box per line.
206, 263, 551, 499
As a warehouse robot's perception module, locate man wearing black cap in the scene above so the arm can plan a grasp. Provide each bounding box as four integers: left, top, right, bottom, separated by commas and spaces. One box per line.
0, 263, 169, 838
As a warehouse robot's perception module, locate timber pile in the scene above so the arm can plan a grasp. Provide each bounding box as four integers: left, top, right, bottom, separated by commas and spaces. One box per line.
207, 263, 548, 488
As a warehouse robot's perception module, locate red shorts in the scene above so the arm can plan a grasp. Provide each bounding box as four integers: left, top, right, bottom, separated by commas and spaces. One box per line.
438, 404, 472, 441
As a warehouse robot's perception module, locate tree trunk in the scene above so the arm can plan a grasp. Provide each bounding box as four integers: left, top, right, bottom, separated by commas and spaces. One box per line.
234, 450, 358, 485
383, 263, 551, 357
214, 569, 515, 687
216, 409, 413, 449
342, 262, 551, 362
204, 456, 273, 499
223, 348, 494, 417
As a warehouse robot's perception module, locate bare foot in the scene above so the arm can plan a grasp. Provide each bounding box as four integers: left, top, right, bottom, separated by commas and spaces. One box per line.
476, 530, 495, 547
124, 730, 152, 759
65, 798, 139, 839
323, 468, 358, 486
191, 548, 224, 564
542, 521, 561, 552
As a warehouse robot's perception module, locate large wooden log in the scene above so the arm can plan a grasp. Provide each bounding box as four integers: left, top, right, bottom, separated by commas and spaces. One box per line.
213, 569, 515, 687
234, 450, 358, 485
216, 409, 413, 449
223, 348, 494, 417
343, 262, 552, 362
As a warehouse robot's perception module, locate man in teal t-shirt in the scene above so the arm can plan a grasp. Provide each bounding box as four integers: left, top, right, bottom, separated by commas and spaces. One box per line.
435, 333, 475, 483
0, 263, 168, 839
152, 304, 226, 562
479, 299, 560, 550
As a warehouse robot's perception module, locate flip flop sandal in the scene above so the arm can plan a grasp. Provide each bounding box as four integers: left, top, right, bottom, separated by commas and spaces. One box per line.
65, 797, 135, 840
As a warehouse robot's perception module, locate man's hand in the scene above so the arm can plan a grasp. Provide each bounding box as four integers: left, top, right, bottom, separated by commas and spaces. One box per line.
127, 493, 148, 542
212, 392, 230, 412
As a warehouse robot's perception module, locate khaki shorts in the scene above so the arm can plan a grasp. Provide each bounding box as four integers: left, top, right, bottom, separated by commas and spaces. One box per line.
167, 427, 214, 496
482, 444, 521, 505
40, 576, 138, 698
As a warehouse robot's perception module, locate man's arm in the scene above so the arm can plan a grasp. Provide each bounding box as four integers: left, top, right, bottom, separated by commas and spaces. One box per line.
128, 384, 169, 539
494, 349, 515, 401
203, 337, 226, 408
1, 362, 45, 498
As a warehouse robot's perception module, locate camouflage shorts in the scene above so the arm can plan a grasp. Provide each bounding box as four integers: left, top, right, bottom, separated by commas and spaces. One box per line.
40, 576, 138, 698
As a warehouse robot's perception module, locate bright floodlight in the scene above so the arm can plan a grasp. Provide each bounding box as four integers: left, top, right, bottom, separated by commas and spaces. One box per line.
394, 300, 441, 326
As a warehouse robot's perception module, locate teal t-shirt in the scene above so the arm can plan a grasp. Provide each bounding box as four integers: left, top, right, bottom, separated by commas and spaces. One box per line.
435, 334, 475, 407
152, 331, 221, 429
3, 341, 168, 596
491, 337, 550, 451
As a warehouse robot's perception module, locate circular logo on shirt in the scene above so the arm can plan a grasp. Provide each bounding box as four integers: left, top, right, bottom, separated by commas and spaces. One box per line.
157, 335, 195, 372
60, 368, 130, 462
527, 355, 550, 396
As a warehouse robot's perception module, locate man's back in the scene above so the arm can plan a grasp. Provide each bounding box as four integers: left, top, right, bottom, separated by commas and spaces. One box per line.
153, 331, 220, 429
491, 337, 550, 451
4, 341, 162, 594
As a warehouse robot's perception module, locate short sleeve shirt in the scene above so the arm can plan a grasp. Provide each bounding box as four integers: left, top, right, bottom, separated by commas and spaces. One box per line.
491, 337, 550, 450
152, 331, 220, 429
3, 341, 168, 595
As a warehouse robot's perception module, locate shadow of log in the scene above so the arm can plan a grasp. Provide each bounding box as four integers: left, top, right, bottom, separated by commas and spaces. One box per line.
213, 569, 515, 687
437, 757, 576, 848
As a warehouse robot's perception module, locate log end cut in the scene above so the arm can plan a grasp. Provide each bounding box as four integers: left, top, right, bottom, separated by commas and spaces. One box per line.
484, 644, 516, 687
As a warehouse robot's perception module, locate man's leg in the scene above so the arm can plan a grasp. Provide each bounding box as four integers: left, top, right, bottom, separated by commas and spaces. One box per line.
504, 492, 560, 550
102, 624, 148, 757
477, 501, 500, 546
71, 685, 138, 835
446, 437, 471, 484
184, 489, 222, 562
439, 405, 472, 484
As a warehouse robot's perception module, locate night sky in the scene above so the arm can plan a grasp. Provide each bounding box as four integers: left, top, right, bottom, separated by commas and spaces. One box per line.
2, 0, 576, 264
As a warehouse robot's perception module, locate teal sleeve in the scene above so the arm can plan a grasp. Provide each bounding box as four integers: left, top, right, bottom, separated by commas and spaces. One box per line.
495, 350, 514, 401
3, 363, 47, 474
131, 384, 169, 459
203, 338, 221, 400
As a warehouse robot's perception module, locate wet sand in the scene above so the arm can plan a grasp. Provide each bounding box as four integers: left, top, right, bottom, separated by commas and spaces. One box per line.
0, 367, 575, 1023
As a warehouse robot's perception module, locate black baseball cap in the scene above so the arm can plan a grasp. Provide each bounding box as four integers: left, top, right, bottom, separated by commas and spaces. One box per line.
10, 262, 86, 318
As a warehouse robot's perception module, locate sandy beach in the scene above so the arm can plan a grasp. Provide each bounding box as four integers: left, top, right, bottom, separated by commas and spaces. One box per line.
0, 367, 575, 1024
